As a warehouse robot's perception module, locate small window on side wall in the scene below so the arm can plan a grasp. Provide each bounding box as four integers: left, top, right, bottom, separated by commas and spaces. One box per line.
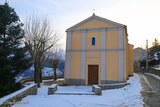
92, 37, 95, 45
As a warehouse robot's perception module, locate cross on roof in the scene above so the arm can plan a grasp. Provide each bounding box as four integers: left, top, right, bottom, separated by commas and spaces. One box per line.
92, 8, 96, 15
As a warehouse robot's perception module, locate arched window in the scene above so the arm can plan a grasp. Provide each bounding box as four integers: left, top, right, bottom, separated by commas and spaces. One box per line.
92, 37, 95, 45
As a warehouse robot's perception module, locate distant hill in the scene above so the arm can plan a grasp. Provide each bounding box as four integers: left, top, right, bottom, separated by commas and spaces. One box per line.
16, 60, 65, 82
43, 59, 65, 72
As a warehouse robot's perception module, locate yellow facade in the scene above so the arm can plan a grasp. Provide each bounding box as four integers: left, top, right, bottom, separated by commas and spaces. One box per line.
71, 32, 82, 50
106, 51, 119, 80
65, 14, 133, 85
76, 19, 113, 30
106, 31, 118, 49
70, 52, 81, 79
128, 44, 134, 76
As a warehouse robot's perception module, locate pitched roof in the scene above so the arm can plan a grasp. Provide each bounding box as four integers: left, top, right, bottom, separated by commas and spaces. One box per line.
67, 13, 125, 31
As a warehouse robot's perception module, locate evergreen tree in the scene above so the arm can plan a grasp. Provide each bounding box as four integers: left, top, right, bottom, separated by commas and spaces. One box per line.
152, 38, 159, 47
149, 38, 160, 57
0, 2, 32, 97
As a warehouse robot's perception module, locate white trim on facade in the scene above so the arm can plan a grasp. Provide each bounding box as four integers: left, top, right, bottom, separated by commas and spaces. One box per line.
66, 31, 72, 79
66, 49, 124, 52
126, 36, 129, 78
100, 29, 106, 81
81, 30, 86, 79
118, 29, 124, 81
67, 27, 123, 33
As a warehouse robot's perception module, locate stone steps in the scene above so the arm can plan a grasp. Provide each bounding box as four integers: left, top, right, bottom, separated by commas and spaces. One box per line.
99, 82, 129, 90
54, 92, 95, 95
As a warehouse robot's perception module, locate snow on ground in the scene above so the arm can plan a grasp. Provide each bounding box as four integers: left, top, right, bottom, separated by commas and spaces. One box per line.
146, 73, 160, 80
12, 74, 143, 107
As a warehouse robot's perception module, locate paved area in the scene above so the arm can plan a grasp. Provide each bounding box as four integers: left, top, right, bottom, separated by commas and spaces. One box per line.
139, 73, 160, 107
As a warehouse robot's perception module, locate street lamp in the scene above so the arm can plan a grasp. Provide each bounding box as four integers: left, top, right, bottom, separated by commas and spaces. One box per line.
146, 40, 149, 72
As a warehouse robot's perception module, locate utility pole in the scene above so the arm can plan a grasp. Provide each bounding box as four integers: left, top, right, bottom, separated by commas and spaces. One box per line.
146, 40, 149, 72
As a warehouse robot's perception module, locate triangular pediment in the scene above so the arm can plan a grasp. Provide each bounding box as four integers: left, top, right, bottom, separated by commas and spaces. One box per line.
67, 14, 125, 31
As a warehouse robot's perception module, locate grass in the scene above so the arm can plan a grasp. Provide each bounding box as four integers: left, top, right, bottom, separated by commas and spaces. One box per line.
149, 67, 160, 76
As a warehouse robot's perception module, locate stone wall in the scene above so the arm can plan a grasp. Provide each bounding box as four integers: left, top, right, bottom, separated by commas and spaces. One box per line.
98, 82, 129, 90
48, 84, 58, 95
0, 84, 37, 107
92, 85, 102, 95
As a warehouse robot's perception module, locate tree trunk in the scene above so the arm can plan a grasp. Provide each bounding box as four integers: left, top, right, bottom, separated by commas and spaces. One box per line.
34, 63, 37, 83
34, 56, 42, 87
36, 66, 41, 87
53, 68, 57, 81
39, 64, 43, 83
40, 69, 42, 83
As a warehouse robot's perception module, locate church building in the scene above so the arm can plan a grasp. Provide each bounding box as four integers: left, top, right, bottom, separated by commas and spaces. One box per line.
65, 14, 133, 85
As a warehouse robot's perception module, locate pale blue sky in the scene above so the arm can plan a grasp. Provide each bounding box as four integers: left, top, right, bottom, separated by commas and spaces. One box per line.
1, 0, 160, 49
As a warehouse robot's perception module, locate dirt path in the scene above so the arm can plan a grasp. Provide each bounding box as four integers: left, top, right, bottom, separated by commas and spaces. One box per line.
139, 73, 160, 107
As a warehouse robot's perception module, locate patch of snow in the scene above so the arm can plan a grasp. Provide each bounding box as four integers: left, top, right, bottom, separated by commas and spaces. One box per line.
7, 53, 15, 58
18, 43, 25, 48
50, 84, 57, 87
145, 73, 160, 80
0, 83, 36, 105
93, 85, 101, 89
12, 74, 143, 107
15, 76, 23, 83
57, 78, 64, 81
155, 68, 160, 70
154, 52, 160, 60
42, 79, 53, 82
42, 67, 53, 76
30, 66, 34, 71
153, 57, 159, 60
153, 65, 160, 70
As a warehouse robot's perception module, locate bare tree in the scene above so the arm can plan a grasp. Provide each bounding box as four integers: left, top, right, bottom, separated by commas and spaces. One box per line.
48, 49, 61, 81
24, 16, 61, 87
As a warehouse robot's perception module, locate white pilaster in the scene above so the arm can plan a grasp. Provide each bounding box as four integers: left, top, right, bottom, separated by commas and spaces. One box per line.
81, 30, 86, 79
100, 29, 106, 81
118, 28, 124, 81
126, 36, 129, 78
66, 31, 72, 79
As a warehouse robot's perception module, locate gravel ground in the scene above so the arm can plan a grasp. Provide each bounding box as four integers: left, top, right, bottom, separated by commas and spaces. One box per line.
139, 73, 160, 107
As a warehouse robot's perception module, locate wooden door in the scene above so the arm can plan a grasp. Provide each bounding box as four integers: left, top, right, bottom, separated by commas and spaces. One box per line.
88, 65, 98, 85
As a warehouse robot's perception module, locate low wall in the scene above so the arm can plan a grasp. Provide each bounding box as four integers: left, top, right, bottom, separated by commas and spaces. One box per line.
92, 85, 102, 95
48, 84, 58, 95
20, 75, 64, 84
0, 84, 37, 107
